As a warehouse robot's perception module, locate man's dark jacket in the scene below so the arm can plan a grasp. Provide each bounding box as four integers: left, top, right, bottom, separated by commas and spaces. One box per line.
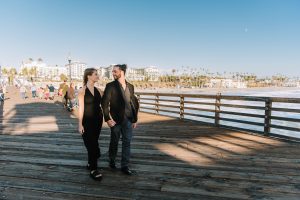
101, 80, 139, 124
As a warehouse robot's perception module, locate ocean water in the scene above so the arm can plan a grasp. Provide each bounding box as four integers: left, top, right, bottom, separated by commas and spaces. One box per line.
139, 88, 300, 139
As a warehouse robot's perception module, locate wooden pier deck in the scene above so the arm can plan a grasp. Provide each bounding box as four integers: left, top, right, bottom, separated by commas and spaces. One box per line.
1, 87, 300, 200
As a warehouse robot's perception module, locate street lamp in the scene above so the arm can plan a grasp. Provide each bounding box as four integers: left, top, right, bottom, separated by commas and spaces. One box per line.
68, 56, 72, 84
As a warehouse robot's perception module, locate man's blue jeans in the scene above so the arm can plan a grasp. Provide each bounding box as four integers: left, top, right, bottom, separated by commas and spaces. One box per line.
32, 91, 36, 98
109, 118, 133, 168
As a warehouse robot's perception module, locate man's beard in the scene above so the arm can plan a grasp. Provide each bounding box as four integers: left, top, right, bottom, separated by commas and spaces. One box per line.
113, 74, 121, 80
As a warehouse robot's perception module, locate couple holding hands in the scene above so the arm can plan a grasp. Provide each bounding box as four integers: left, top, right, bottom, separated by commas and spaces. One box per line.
78, 64, 139, 180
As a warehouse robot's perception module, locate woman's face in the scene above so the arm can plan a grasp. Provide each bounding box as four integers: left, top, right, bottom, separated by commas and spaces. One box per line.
88, 70, 99, 83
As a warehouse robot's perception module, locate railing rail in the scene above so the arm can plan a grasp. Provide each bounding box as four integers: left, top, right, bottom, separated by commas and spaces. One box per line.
136, 92, 300, 141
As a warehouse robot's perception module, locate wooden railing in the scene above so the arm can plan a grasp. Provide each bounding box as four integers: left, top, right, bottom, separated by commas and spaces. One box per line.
136, 92, 300, 141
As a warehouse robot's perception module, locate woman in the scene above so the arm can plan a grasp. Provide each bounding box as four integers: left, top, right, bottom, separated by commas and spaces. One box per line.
44, 85, 50, 100
78, 68, 103, 180
67, 82, 76, 110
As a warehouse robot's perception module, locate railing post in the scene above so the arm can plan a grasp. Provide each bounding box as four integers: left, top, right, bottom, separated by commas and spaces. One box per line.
180, 95, 184, 119
215, 93, 221, 127
264, 98, 272, 136
155, 94, 159, 115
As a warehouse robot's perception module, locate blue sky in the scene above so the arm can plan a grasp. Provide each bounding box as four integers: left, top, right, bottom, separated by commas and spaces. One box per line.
0, 0, 299, 76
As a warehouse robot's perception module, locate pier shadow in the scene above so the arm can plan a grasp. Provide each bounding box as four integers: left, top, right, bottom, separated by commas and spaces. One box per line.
1, 101, 73, 136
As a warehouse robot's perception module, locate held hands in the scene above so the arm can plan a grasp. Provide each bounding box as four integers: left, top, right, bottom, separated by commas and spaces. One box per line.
107, 119, 116, 127
132, 123, 137, 129
78, 124, 85, 135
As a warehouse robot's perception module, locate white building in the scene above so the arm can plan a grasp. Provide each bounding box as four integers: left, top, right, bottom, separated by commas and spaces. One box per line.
20, 58, 67, 80
43, 65, 67, 80
20, 58, 47, 75
65, 61, 87, 80
208, 78, 247, 88
144, 66, 159, 81
98, 65, 160, 81
127, 68, 145, 81
97, 67, 107, 78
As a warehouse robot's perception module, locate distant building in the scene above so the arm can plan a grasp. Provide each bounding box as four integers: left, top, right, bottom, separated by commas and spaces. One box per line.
20, 58, 67, 80
65, 61, 87, 80
208, 78, 247, 88
97, 67, 107, 78
144, 66, 159, 81
43, 65, 67, 80
98, 65, 160, 81
127, 68, 145, 81
20, 58, 47, 75
283, 79, 300, 87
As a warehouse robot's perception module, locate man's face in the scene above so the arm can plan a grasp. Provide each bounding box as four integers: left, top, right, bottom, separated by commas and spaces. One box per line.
112, 66, 122, 80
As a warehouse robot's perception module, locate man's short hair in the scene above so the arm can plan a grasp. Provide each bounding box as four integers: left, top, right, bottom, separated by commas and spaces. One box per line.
115, 64, 127, 74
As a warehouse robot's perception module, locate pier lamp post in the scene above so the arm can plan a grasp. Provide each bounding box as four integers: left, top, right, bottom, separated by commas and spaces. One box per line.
68, 56, 72, 84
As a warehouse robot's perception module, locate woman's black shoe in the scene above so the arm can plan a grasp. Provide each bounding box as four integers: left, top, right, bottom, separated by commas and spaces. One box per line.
90, 170, 103, 181
121, 167, 133, 175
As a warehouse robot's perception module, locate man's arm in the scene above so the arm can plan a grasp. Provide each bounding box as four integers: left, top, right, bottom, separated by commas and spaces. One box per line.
101, 84, 117, 127
130, 84, 139, 128
101, 84, 112, 122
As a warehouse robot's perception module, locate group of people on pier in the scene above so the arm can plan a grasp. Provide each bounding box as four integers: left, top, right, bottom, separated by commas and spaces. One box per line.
16, 81, 79, 110
78, 64, 139, 180
18, 84, 57, 100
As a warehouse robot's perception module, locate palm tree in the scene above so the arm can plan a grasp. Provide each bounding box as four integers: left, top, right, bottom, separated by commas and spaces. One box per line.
1, 67, 8, 75
172, 69, 176, 75
8, 68, 17, 85
9, 68, 17, 75
21, 67, 29, 76
29, 67, 37, 80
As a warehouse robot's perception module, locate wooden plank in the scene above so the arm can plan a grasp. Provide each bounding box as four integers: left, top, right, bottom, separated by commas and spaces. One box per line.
219, 117, 265, 126
220, 110, 265, 118
183, 112, 215, 119
183, 106, 215, 112
271, 115, 300, 123
220, 103, 265, 110
272, 107, 300, 113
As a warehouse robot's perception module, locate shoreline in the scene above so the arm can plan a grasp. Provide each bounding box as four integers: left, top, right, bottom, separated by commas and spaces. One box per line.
136, 86, 300, 95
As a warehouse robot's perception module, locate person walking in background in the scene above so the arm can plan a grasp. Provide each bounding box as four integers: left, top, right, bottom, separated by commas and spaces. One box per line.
44, 85, 50, 100
20, 85, 27, 99
31, 84, 37, 98
78, 68, 103, 181
59, 80, 69, 107
48, 84, 55, 100
2, 83, 7, 95
0, 85, 4, 102
38, 87, 44, 99
67, 82, 76, 110
101, 64, 139, 176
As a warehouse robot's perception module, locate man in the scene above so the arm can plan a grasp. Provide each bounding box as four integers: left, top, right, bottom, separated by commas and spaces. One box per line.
0, 84, 4, 102
102, 64, 139, 175
31, 84, 37, 98
48, 84, 55, 100
59, 80, 69, 107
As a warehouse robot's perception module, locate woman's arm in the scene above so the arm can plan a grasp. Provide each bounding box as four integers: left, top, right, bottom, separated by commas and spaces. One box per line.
78, 88, 85, 134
